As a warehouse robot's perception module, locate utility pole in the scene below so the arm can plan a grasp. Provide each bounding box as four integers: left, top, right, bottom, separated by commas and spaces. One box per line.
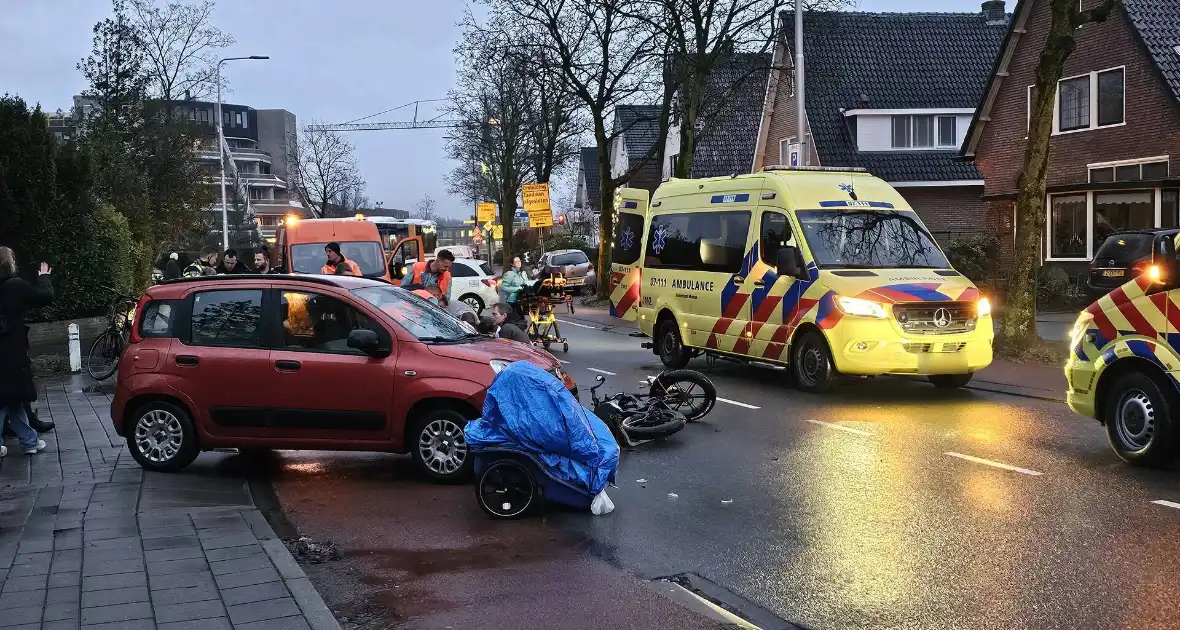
795, 0, 808, 166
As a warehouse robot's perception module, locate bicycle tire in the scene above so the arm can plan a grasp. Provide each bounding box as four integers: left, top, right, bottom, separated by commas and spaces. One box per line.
620, 408, 686, 439
650, 369, 717, 422
86, 330, 122, 381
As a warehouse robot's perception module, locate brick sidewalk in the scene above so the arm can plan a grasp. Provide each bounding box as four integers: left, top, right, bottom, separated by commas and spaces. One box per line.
0, 376, 340, 630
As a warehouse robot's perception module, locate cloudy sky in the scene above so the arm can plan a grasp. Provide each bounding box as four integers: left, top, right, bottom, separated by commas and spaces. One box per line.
1, 0, 991, 218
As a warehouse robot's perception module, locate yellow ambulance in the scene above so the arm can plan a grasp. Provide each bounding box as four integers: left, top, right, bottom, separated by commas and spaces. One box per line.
610, 167, 994, 393
608, 188, 650, 317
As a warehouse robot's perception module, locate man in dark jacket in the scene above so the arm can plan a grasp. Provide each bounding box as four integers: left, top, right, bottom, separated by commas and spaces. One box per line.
0, 246, 53, 457
490, 303, 531, 344
219, 249, 251, 274
163, 253, 182, 280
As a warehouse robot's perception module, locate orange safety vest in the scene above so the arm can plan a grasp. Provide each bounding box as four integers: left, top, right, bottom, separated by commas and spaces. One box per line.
409, 260, 451, 295
321, 259, 360, 276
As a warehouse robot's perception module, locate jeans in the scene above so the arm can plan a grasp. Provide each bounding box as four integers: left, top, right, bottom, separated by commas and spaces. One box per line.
1, 403, 39, 451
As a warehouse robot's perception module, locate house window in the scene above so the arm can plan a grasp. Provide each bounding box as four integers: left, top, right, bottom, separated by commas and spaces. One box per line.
937, 116, 957, 147
1097, 68, 1124, 126
1094, 190, 1154, 244
1059, 76, 1090, 132
235, 112, 243, 127
1049, 194, 1088, 259
1162, 190, 1180, 228
891, 116, 911, 148
1142, 161, 1169, 179
912, 116, 934, 148
1088, 159, 1170, 183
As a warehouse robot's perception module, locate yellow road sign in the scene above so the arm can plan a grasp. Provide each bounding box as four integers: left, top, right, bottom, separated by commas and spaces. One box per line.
492, 224, 504, 239
477, 202, 496, 223
523, 183, 553, 228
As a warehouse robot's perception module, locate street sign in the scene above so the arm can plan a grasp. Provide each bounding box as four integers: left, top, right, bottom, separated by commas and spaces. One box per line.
522, 183, 553, 228
492, 224, 504, 239
477, 202, 496, 224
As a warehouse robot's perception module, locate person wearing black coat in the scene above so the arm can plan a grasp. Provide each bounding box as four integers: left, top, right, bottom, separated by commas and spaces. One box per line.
163, 253, 182, 280
0, 247, 53, 457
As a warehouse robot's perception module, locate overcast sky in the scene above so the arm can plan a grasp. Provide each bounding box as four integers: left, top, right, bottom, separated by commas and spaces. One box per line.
1, 0, 991, 218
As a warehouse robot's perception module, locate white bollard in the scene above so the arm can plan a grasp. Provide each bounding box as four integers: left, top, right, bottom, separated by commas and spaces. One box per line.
68, 323, 81, 373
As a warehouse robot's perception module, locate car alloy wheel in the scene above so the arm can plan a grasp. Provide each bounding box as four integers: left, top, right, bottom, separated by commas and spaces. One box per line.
134, 409, 185, 464
418, 417, 468, 476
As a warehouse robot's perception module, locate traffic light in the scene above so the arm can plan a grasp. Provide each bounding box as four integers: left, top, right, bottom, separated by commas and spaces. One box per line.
558, 215, 567, 225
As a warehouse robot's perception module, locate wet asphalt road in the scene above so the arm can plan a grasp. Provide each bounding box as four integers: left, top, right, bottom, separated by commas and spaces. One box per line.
268, 316, 1180, 630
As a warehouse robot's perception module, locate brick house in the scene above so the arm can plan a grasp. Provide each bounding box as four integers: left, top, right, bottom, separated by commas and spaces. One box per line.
962, 0, 1180, 276
752, 5, 1010, 243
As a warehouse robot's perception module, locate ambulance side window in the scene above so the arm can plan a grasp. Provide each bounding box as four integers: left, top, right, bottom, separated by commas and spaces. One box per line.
759, 212, 792, 266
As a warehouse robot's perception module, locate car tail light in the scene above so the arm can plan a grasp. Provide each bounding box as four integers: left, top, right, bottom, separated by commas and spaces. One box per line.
588, 263, 594, 271
482, 279, 496, 287
1131, 257, 1152, 275
129, 294, 151, 343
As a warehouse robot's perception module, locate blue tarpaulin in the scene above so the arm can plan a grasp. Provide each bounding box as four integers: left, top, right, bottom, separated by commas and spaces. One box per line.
465, 361, 619, 496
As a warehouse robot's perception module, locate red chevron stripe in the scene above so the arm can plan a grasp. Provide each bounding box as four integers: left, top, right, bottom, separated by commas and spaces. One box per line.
712, 317, 734, 335
706, 333, 718, 349
1118, 295, 1159, 338
722, 292, 749, 319
733, 336, 750, 355
1091, 305, 1118, 343
752, 294, 783, 323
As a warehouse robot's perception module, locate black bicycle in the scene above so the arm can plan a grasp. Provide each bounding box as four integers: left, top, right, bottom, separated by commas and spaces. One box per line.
86, 287, 137, 381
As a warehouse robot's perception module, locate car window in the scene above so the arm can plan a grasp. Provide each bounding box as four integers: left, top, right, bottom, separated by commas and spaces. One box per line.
351, 286, 479, 343
280, 291, 375, 353
139, 300, 178, 338
1093, 233, 1155, 266
290, 242, 386, 276
190, 290, 263, 347
393, 240, 420, 267
479, 262, 494, 276
614, 212, 645, 266
451, 262, 477, 278
645, 211, 752, 273
759, 212, 793, 266
552, 252, 588, 266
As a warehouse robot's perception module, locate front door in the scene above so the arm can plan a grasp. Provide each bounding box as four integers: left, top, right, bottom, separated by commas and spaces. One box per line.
389, 237, 423, 281
267, 288, 396, 444
748, 210, 809, 363
167, 288, 275, 438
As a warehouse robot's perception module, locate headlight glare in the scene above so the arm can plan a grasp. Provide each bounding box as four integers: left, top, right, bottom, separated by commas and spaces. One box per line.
836, 295, 887, 318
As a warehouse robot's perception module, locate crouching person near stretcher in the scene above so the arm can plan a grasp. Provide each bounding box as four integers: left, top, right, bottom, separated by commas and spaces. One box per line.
480, 303, 530, 344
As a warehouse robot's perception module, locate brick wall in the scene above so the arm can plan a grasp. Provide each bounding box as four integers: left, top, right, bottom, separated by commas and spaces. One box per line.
974, 1, 1180, 197
756, 60, 821, 169
897, 186, 986, 242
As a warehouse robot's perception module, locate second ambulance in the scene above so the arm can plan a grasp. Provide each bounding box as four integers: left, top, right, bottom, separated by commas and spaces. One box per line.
611, 166, 993, 393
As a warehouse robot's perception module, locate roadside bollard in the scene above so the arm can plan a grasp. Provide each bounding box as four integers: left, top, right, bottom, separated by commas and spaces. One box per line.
68, 323, 81, 373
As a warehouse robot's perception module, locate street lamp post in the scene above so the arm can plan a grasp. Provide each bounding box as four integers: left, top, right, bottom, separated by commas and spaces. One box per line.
216, 55, 269, 251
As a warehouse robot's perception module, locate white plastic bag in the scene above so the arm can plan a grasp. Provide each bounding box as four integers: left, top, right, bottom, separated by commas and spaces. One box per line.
590, 489, 615, 515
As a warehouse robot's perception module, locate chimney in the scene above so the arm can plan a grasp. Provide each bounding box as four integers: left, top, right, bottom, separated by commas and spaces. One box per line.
982, 1, 1006, 24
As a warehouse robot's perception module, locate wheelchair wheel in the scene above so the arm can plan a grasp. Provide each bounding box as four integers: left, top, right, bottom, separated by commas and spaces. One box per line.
563, 342, 569, 353
476, 459, 538, 520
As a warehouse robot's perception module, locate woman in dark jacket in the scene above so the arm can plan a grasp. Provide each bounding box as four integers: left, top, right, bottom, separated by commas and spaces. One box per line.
0, 246, 54, 457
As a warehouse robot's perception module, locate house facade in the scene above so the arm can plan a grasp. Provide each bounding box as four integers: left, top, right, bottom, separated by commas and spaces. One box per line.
752, 4, 1010, 244
963, 0, 1180, 274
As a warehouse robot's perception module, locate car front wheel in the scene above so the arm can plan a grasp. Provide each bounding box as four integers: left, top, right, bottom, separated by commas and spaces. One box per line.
1104, 371, 1179, 467
792, 330, 839, 394
127, 401, 200, 472
658, 319, 690, 369
411, 409, 473, 483
929, 373, 973, 389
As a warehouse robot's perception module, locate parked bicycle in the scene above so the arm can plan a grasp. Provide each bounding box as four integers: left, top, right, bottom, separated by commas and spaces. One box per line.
587, 369, 717, 447
87, 287, 138, 381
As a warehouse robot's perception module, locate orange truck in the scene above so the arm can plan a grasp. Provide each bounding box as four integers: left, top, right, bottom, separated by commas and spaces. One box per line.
275, 216, 426, 283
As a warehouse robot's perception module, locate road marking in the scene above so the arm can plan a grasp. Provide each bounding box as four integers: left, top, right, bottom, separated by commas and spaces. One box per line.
806, 419, 875, 436
717, 397, 760, 410
1151, 500, 1180, 510
556, 359, 570, 364
587, 368, 617, 376
944, 452, 1043, 476
558, 319, 598, 330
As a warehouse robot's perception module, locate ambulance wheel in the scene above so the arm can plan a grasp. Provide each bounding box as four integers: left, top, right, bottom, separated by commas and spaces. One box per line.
793, 330, 839, 394
1104, 371, 1179, 468
658, 319, 690, 369
929, 374, 973, 389
476, 459, 537, 520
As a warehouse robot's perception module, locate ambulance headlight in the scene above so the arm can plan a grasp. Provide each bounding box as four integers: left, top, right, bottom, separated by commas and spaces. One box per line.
976, 297, 992, 318
836, 296, 887, 319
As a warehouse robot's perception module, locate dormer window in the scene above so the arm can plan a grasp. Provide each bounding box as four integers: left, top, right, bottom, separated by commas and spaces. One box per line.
890, 115, 959, 149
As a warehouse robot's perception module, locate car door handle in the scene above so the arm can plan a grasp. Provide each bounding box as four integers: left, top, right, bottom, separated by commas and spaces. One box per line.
733, 276, 746, 284
274, 360, 301, 372
175, 355, 199, 366
753, 280, 766, 287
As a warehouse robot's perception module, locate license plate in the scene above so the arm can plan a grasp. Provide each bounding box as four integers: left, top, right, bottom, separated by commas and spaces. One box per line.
1102, 270, 1125, 278
564, 277, 583, 285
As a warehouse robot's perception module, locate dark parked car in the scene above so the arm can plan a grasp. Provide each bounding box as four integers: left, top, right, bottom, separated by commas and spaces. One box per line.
1087, 229, 1180, 297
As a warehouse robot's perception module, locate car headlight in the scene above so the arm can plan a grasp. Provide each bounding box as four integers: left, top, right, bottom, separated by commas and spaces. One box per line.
490, 359, 510, 374
1070, 312, 1094, 343
836, 295, 887, 319
977, 297, 991, 317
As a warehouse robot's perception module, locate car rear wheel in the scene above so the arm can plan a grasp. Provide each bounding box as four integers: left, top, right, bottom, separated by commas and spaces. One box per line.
460, 294, 484, 314
1104, 371, 1179, 467
658, 318, 691, 369
411, 409, 473, 483
127, 401, 200, 473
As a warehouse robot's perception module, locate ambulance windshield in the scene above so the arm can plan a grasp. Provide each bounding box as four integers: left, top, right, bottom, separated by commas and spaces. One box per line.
796, 209, 950, 270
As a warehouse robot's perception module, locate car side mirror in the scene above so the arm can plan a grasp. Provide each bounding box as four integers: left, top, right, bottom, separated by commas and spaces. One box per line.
347, 329, 382, 354
776, 246, 805, 279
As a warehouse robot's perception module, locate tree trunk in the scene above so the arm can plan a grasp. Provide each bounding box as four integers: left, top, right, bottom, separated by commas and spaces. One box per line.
1002, 0, 1085, 349
499, 179, 516, 270
594, 117, 614, 297
675, 72, 706, 179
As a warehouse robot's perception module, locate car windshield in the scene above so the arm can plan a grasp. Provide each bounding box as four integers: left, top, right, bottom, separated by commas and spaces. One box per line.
1094, 233, 1155, 266
796, 209, 950, 269
351, 286, 479, 343
291, 242, 386, 276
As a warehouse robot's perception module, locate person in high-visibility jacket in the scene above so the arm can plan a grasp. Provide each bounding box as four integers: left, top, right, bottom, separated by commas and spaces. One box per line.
321, 242, 360, 276
400, 249, 454, 296
183, 246, 219, 278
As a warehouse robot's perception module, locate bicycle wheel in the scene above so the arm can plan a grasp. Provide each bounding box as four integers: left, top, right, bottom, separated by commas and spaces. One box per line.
620, 408, 686, 439
86, 330, 122, 381
650, 369, 717, 422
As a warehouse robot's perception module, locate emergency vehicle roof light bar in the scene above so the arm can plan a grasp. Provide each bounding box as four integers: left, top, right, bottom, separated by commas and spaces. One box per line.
763, 165, 870, 173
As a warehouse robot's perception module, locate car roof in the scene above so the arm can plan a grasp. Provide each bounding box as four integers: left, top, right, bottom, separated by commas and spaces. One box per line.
1099, 228, 1180, 238
547, 249, 586, 256
149, 274, 388, 296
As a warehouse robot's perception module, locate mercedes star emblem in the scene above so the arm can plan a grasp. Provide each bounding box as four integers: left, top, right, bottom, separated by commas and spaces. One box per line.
933, 307, 953, 328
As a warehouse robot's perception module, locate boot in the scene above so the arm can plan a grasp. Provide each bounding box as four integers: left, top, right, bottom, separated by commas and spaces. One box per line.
24, 404, 54, 433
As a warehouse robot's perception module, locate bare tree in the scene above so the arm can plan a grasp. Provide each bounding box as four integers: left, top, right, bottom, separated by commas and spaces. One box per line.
1002, 0, 1116, 349
413, 194, 439, 221
293, 124, 364, 218
331, 180, 369, 215
127, 0, 234, 104
499, 0, 675, 296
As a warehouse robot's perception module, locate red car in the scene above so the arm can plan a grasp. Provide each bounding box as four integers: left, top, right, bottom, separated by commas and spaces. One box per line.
111, 274, 576, 482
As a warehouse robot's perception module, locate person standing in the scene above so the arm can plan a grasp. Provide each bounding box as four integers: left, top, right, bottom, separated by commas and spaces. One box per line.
401, 250, 453, 296
254, 248, 276, 274
0, 247, 52, 457
185, 246, 219, 277
163, 253, 182, 280
499, 256, 529, 308
219, 249, 250, 274
321, 242, 360, 276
